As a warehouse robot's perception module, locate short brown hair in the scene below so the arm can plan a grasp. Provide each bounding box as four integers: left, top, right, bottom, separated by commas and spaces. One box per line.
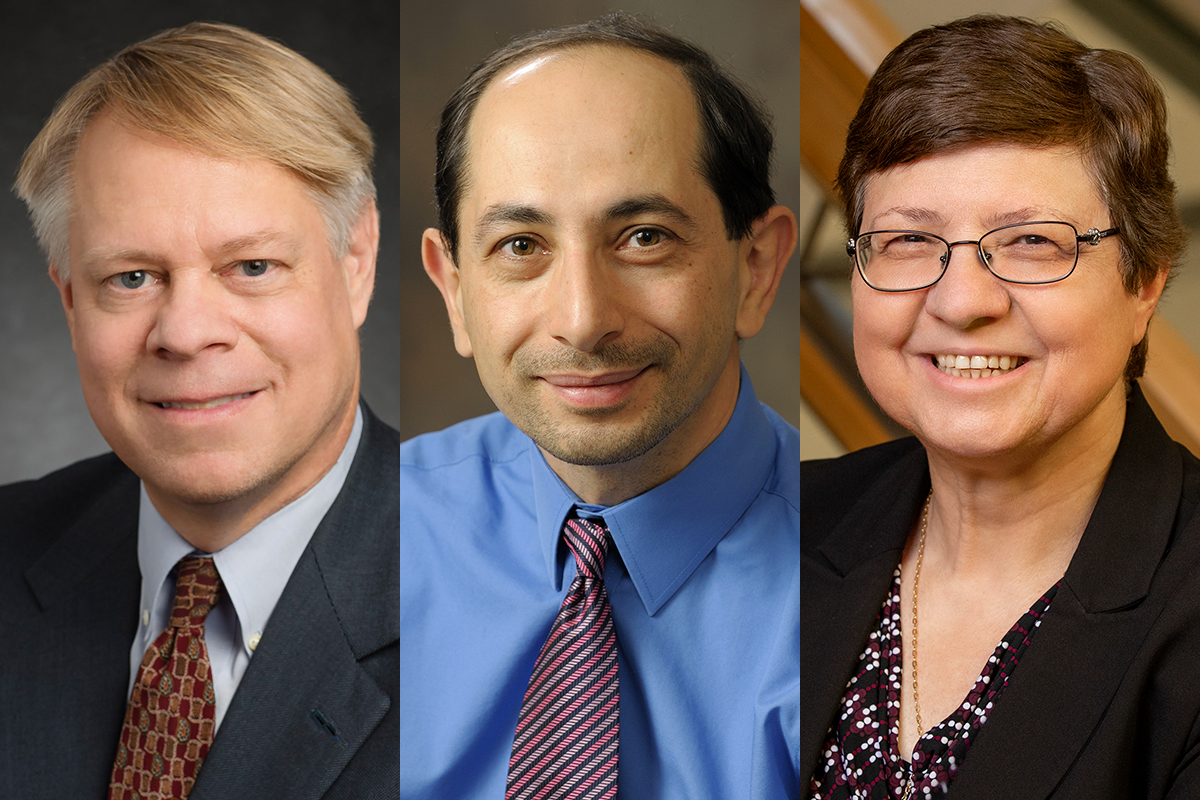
837, 14, 1185, 380
15, 21, 375, 279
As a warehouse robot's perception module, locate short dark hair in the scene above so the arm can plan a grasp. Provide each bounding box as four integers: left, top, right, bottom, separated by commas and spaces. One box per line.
837, 14, 1185, 381
433, 12, 776, 261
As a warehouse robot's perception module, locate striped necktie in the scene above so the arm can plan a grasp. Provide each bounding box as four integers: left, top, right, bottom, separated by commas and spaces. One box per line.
109, 555, 221, 799
506, 516, 619, 799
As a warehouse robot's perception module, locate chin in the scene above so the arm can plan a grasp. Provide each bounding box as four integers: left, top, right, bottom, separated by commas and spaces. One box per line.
533, 427, 664, 466
912, 418, 1039, 463
137, 449, 296, 507
526, 415, 681, 467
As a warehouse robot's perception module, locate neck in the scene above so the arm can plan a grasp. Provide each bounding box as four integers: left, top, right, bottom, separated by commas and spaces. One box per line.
922, 390, 1127, 584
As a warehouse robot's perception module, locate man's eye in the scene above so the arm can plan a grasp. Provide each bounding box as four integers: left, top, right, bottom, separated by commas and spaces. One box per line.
501, 237, 540, 257
628, 228, 666, 247
115, 271, 150, 290
236, 260, 273, 277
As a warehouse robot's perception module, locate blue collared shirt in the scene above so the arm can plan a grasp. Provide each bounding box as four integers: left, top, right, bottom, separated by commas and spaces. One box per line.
131, 406, 363, 731
400, 368, 799, 799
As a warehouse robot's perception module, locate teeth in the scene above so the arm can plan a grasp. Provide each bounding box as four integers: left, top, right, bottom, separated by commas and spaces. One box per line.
934, 355, 1023, 379
158, 392, 253, 410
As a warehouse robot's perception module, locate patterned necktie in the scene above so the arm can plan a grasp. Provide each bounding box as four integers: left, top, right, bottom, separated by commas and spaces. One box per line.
109, 555, 222, 800
506, 516, 619, 800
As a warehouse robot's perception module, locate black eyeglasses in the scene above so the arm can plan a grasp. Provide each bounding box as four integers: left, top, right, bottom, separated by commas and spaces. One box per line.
847, 221, 1120, 292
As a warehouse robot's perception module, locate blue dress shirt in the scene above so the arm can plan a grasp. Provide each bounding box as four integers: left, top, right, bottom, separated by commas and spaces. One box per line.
400, 367, 799, 799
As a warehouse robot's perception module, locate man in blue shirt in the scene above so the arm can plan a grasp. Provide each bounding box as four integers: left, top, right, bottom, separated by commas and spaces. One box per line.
403, 13, 799, 798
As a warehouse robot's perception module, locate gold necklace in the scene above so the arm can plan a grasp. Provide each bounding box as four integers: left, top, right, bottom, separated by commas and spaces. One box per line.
901, 491, 932, 800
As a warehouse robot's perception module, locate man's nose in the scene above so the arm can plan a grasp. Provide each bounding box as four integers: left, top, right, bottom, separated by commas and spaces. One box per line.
145, 272, 240, 358
543, 248, 625, 353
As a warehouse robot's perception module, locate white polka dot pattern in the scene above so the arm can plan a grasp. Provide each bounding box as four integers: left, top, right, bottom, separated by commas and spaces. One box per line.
809, 567, 1058, 798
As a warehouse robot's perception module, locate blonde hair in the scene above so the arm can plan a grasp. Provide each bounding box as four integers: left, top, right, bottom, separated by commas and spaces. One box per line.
14, 21, 375, 278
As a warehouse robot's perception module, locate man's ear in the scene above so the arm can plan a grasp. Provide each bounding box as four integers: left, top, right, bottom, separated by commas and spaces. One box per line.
734, 205, 798, 339
421, 228, 473, 357
48, 262, 78, 351
342, 199, 380, 329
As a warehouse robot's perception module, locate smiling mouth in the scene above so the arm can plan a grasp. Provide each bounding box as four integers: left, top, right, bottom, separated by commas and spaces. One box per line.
934, 354, 1026, 379
155, 392, 256, 410
539, 368, 646, 388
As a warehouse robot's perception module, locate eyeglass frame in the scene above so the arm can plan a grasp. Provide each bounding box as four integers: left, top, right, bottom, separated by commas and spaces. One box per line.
846, 220, 1121, 293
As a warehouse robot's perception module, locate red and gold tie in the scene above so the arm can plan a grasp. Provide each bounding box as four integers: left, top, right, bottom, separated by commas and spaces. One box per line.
506, 516, 619, 800
109, 555, 221, 800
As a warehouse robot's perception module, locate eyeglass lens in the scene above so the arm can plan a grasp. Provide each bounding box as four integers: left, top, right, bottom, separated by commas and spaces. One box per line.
856, 222, 1081, 291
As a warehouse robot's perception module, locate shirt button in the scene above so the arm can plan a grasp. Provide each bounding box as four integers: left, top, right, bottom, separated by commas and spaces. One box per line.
248, 633, 262, 651
142, 609, 149, 626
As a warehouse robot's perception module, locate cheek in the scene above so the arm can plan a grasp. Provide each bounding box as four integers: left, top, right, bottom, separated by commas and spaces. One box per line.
851, 288, 917, 375
1032, 281, 1135, 349
643, 264, 736, 345
73, 314, 146, 396
254, 296, 355, 367
459, 283, 529, 366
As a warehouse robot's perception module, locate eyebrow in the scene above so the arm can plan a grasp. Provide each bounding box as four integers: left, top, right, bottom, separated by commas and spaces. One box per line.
79, 230, 302, 272
471, 204, 554, 247
211, 230, 302, 257
470, 193, 697, 248
870, 206, 945, 229
870, 206, 1048, 231
601, 194, 696, 228
982, 207, 1042, 230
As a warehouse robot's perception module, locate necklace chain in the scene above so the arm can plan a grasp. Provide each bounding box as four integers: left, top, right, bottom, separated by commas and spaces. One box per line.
901, 490, 932, 800
913, 491, 930, 738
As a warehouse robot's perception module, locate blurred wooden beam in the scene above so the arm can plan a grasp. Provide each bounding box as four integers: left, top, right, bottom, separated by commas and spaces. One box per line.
800, 0, 903, 451
800, 0, 901, 195
800, 324, 892, 451
1142, 317, 1200, 457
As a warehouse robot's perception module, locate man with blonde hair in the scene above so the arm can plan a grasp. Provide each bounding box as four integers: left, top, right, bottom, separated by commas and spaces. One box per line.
0, 22, 397, 799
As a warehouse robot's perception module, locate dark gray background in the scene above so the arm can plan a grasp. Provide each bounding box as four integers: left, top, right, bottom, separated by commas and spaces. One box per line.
399, 0, 800, 441
0, 0, 399, 483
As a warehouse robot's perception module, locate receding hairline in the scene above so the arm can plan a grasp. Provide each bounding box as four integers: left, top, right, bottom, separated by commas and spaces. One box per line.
455, 42, 707, 243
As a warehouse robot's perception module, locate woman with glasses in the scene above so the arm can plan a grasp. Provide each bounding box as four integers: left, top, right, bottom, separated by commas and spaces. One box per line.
803, 14, 1200, 799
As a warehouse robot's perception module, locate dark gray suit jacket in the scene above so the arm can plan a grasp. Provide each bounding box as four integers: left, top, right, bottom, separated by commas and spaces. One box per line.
801, 386, 1200, 798
0, 402, 398, 799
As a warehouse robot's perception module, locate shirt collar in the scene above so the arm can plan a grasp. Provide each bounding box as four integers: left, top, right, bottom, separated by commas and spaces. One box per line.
530, 364, 777, 615
137, 405, 364, 651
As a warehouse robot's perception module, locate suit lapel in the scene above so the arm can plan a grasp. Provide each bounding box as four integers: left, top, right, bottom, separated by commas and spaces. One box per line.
192, 406, 398, 800
800, 446, 929, 784
947, 388, 1184, 797
16, 456, 141, 796
24, 456, 140, 614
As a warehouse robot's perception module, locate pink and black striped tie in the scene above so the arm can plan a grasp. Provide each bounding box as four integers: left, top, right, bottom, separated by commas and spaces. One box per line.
506, 516, 619, 800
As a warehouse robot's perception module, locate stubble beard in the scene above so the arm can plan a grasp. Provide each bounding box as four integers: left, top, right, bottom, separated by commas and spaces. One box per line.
501, 336, 709, 467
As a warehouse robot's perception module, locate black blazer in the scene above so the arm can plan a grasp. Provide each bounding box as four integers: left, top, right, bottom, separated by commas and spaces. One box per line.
0, 403, 398, 800
801, 386, 1200, 798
